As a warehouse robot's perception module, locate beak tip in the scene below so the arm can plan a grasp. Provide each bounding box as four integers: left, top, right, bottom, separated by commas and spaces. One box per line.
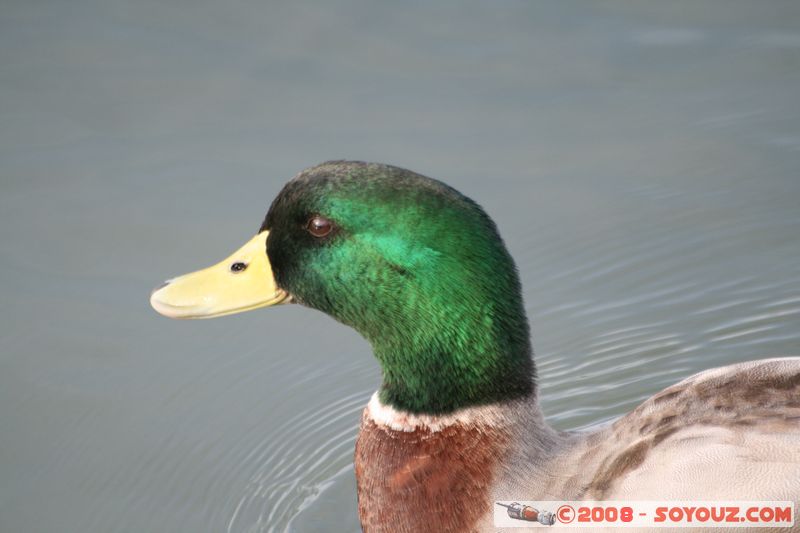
151, 280, 171, 297
150, 281, 179, 318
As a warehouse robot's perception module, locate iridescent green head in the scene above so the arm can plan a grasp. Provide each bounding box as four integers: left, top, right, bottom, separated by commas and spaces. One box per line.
152, 161, 535, 414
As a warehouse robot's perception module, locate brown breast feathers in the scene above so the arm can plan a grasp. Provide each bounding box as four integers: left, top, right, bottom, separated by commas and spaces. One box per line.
354, 413, 511, 533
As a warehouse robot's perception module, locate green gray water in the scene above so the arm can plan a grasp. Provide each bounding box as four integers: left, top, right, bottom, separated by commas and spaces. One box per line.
2, 1, 799, 532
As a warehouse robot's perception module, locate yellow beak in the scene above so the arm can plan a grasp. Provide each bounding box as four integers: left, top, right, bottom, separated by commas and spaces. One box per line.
150, 230, 290, 319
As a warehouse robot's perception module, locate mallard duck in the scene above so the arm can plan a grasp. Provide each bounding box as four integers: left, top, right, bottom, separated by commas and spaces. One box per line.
150, 161, 800, 532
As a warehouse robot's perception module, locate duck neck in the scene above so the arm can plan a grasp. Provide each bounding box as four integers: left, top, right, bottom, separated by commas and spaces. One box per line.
369, 300, 536, 415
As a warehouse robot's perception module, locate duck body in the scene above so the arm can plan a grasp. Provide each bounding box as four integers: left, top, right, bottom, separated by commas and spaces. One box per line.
357, 357, 800, 532
150, 161, 800, 532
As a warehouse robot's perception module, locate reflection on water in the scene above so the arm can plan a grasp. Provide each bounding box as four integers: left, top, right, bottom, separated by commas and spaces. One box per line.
1, 1, 799, 532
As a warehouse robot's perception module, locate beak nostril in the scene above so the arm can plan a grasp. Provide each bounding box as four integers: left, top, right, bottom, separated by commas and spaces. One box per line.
230, 262, 248, 273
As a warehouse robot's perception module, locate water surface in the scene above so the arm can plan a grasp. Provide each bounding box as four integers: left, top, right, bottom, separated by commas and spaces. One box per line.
1, 1, 799, 532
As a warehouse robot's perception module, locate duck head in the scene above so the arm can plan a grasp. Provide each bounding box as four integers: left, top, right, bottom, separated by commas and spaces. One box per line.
151, 161, 534, 413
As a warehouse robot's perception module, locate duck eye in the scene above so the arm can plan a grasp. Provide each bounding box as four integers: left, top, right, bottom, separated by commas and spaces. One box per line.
306, 216, 334, 238
230, 262, 248, 273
